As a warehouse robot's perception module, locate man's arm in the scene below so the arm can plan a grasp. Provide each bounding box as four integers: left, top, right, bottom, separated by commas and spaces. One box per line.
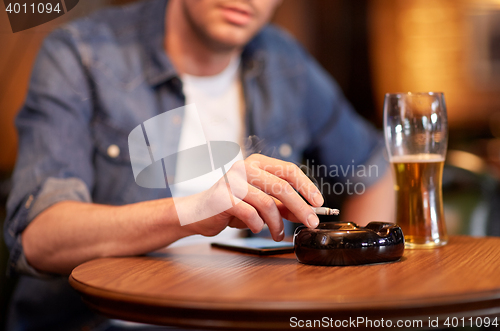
22, 155, 324, 275
22, 199, 187, 275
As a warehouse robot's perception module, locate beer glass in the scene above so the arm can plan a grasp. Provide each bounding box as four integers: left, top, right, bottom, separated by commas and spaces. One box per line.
384, 92, 448, 248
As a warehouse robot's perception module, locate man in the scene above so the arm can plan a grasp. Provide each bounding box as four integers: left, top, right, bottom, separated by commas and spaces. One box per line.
5, 0, 393, 329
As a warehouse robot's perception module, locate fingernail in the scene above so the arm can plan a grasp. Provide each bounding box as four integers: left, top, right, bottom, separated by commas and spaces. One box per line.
312, 191, 324, 206
307, 214, 319, 228
278, 229, 285, 241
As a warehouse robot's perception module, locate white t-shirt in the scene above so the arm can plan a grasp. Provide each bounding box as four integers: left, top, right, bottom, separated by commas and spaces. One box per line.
170, 56, 245, 247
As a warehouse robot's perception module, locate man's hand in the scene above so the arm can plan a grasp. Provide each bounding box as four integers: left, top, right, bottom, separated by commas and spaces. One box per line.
183, 154, 324, 241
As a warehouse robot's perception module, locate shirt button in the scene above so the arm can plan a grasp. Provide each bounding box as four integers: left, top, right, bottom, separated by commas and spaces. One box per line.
279, 143, 292, 158
107, 144, 120, 158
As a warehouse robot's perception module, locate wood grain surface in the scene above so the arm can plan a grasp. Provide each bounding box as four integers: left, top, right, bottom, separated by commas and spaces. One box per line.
70, 236, 500, 329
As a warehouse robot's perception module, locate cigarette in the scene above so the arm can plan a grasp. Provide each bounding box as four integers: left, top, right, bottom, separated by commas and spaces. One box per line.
311, 207, 340, 216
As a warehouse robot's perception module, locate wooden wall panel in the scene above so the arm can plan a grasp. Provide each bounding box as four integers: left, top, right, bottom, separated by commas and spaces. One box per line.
369, 0, 500, 131
0, 0, 115, 173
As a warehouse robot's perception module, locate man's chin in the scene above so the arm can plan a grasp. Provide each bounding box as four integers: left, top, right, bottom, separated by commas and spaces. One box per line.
206, 27, 258, 51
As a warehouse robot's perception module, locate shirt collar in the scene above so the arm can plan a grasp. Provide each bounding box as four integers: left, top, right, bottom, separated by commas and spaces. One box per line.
241, 33, 266, 78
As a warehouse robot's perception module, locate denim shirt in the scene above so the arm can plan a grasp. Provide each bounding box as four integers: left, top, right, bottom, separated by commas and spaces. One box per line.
4, 0, 387, 329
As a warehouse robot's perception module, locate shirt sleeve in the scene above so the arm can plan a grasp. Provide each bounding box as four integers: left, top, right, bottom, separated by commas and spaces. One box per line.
4, 27, 95, 277
301, 50, 389, 189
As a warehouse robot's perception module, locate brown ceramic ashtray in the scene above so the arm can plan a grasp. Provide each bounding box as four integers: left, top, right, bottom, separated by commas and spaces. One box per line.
293, 222, 405, 266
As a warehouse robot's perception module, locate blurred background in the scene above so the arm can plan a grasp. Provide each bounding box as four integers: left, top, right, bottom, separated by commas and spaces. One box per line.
2, 0, 500, 174
1, 0, 500, 327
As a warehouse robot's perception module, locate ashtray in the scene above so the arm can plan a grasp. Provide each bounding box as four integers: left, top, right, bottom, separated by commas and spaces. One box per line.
293, 222, 404, 266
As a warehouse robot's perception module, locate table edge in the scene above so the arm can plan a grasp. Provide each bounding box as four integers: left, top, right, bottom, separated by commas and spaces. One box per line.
68, 273, 500, 312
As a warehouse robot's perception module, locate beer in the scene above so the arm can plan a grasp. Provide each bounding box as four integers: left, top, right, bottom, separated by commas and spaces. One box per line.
391, 154, 448, 248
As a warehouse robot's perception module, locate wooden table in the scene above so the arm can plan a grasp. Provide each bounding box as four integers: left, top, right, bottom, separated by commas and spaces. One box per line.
70, 236, 500, 330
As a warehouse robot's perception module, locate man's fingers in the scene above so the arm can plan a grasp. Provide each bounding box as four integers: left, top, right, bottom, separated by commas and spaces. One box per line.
247, 169, 320, 229
246, 154, 324, 207
228, 201, 265, 234
243, 184, 284, 241
227, 217, 248, 229
270, 196, 301, 223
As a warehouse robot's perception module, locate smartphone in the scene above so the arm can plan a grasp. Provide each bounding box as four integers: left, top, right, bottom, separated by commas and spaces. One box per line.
211, 237, 294, 255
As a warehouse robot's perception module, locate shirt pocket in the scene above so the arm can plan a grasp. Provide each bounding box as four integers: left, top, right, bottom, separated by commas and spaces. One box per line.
91, 119, 136, 204
91, 118, 169, 205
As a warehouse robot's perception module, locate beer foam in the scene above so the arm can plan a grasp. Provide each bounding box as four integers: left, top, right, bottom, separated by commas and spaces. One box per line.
390, 153, 445, 163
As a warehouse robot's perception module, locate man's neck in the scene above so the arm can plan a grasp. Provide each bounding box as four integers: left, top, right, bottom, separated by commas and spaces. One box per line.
165, 0, 240, 76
